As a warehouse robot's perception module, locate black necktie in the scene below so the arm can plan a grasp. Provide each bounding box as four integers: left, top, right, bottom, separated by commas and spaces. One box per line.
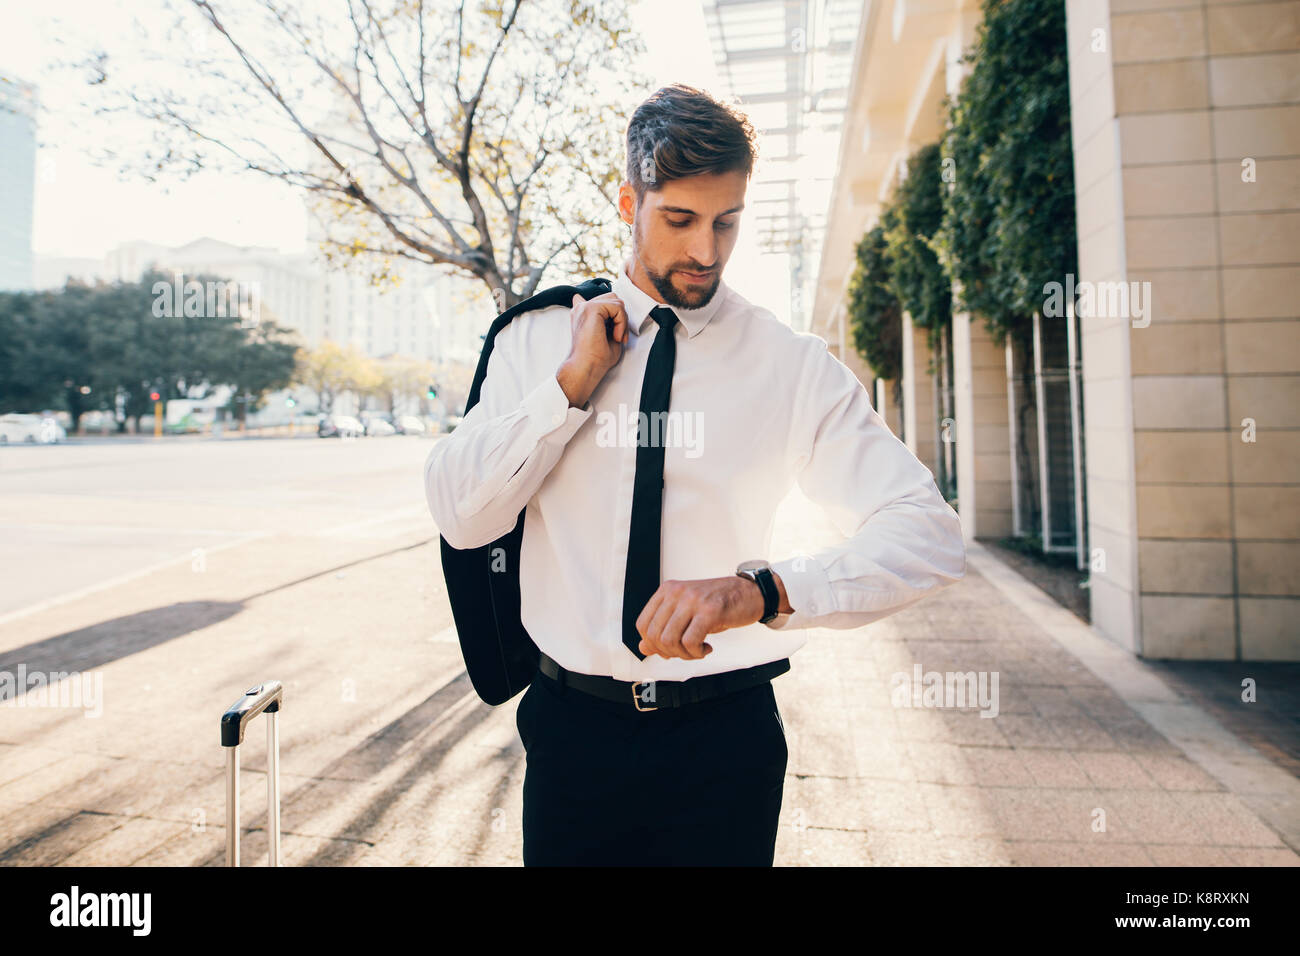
621, 305, 679, 660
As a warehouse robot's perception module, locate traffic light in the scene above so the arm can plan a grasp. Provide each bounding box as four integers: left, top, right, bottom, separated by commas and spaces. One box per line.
285, 396, 296, 407
150, 390, 160, 401
426, 384, 437, 399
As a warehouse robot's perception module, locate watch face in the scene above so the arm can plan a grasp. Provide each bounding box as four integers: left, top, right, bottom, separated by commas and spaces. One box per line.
737, 559, 771, 573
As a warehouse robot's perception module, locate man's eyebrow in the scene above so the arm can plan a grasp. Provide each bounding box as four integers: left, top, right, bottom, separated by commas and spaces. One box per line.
659, 205, 745, 216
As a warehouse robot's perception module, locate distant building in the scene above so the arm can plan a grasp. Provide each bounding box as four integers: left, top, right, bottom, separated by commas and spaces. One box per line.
303, 199, 483, 362
317, 262, 438, 360
429, 274, 491, 367
33, 255, 105, 289
0, 74, 37, 291
105, 238, 320, 339
99, 236, 483, 366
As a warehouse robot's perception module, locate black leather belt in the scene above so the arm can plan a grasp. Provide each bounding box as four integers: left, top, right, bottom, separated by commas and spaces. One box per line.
537, 651, 790, 711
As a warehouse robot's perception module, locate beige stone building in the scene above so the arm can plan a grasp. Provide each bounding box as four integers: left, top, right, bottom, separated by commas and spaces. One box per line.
811, 0, 1298, 661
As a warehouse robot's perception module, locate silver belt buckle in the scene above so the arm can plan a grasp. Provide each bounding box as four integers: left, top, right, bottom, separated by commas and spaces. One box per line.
632, 681, 657, 711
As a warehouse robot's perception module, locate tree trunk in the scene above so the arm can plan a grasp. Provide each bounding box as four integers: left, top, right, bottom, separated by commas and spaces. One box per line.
63, 387, 85, 435
1012, 325, 1040, 541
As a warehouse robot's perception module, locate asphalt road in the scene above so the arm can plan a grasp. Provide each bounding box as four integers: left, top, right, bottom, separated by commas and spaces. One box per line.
0, 435, 436, 620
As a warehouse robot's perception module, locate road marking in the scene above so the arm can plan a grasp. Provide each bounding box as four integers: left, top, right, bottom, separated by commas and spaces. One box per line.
0, 523, 245, 537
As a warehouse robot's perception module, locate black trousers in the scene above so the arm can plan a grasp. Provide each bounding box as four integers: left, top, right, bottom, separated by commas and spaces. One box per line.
516, 666, 788, 866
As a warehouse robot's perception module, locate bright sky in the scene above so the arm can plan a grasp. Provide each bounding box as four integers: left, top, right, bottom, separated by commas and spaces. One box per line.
1, 0, 788, 317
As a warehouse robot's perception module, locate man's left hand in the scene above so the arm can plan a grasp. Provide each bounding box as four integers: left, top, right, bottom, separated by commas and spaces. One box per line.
635, 575, 766, 660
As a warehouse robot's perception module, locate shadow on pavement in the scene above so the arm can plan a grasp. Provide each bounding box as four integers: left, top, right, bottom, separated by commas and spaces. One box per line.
0, 537, 434, 689
178, 668, 511, 866
0, 601, 244, 681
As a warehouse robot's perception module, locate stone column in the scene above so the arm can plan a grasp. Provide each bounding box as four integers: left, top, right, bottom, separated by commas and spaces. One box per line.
946, 15, 1012, 541
1065, 0, 1299, 660
901, 311, 941, 474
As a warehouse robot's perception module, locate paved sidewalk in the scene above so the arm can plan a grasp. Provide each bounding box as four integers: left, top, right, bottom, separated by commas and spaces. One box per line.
767, 488, 1299, 866
0, 487, 1296, 866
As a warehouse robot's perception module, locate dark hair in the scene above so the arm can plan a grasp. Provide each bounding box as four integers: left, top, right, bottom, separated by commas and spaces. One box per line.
625, 84, 758, 202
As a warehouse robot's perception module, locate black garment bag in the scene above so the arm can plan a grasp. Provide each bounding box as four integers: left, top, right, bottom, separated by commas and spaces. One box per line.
439, 277, 612, 705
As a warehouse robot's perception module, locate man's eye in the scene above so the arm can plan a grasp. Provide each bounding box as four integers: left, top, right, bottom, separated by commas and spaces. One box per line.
666, 218, 735, 229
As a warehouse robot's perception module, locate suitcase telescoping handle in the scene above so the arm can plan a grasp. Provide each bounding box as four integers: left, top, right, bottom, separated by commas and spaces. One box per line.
220, 680, 283, 866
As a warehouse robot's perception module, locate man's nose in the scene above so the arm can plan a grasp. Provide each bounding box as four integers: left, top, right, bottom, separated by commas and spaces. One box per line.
686, 228, 717, 269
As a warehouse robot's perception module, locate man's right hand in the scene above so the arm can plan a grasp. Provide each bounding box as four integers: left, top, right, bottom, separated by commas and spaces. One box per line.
556, 292, 629, 409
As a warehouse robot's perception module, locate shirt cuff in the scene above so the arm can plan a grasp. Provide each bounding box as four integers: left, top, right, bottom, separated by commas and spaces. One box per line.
522, 372, 593, 445
765, 553, 836, 629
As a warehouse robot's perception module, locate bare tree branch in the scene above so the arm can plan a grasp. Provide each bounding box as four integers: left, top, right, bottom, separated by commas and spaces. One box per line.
81, 0, 646, 307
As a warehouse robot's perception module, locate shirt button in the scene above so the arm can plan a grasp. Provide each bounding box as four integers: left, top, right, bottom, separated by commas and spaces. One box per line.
809, 602, 818, 614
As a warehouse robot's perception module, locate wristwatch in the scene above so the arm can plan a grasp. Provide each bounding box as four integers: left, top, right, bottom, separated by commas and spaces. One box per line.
735, 559, 779, 624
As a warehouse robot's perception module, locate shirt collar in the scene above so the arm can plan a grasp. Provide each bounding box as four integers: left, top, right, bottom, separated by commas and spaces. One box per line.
611, 257, 727, 340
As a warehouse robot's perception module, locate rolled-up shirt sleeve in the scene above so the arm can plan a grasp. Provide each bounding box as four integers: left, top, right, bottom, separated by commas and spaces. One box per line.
764, 337, 966, 630
423, 313, 592, 550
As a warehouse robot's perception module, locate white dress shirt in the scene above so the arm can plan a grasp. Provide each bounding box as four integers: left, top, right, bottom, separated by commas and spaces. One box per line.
423, 258, 966, 682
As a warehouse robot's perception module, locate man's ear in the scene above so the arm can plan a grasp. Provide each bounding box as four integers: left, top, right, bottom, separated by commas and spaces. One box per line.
616, 181, 636, 226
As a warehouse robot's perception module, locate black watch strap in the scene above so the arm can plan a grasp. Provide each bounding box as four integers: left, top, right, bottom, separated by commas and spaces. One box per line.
741, 567, 779, 624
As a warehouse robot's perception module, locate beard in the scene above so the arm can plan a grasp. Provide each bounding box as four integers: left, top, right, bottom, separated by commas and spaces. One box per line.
634, 222, 722, 310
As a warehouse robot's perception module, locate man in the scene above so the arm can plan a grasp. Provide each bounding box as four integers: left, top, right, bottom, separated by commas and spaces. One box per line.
423, 83, 966, 866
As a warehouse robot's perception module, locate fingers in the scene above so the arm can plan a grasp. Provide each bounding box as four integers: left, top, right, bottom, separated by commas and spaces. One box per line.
681, 618, 714, 659
590, 295, 629, 344
635, 590, 665, 657
635, 588, 662, 629
640, 610, 710, 660
572, 294, 628, 345
636, 583, 713, 660
574, 292, 623, 315
643, 591, 675, 644
660, 605, 706, 659
609, 306, 627, 344
648, 600, 692, 659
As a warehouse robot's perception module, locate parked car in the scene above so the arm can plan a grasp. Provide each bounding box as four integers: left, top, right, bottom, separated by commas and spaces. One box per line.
80, 410, 117, 433
395, 416, 427, 436
164, 413, 204, 435
0, 414, 66, 444
364, 417, 396, 437
318, 414, 364, 438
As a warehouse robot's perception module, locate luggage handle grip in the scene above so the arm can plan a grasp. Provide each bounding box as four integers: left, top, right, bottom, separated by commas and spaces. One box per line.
222, 680, 283, 867
220, 681, 283, 748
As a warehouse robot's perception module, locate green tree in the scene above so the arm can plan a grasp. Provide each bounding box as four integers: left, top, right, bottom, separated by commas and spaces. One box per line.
293, 340, 377, 414
937, 0, 1077, 345
0, 276, 306, 432
217, 318, 300, 424
883, 143, 951, 355
375, 355, 438, 417
344, 353, 385, 414
845, 221, 903, 388
0, 290, 54, 413
294, 341, 351, 415
0, 283, 128, 425
935, 0, 1079, 537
